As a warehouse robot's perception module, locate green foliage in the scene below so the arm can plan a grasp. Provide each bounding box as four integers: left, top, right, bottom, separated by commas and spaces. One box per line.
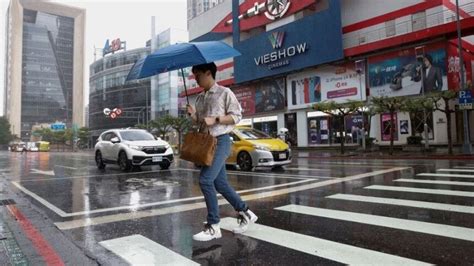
312, 100, 364, 116
0, 117, 13, 145
78, 127, 90, 146
149, 115, 175, 139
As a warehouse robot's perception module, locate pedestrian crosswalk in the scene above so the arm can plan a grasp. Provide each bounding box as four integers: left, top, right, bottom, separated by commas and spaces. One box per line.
83, 165, 474, 264
221, 165, 474, 264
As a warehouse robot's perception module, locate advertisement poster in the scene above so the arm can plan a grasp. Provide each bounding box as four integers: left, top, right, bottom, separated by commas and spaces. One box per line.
233, 86, 255, 116
400, 120, 409, 135
447, 40, 473, 91
233, 78, 285, 116
368, 43, 448, 97
381, 113, 398, 141
255, 78, 286, 113
287, 62, 366, 110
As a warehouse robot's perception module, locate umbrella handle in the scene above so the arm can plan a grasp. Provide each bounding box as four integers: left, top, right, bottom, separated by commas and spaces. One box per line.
180, 68, 190, 106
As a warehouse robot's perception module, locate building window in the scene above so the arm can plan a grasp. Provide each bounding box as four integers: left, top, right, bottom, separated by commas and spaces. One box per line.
412, 11, 427, 32
385, 20, 396, 37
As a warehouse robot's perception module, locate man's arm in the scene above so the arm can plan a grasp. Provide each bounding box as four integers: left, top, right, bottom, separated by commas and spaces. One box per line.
436, 67, 443, 90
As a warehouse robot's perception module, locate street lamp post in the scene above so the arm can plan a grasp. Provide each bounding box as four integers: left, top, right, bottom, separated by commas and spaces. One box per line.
455, 0, 472, 154
356, 60, 366, 150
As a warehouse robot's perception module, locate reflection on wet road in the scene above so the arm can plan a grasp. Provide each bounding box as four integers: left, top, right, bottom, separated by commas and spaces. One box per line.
0, 151, 473, 265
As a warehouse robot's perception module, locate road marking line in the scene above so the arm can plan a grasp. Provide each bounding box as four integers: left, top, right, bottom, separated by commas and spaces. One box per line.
365, 185, 474, 198
19, 169, 172, 182
55, 165, 79, 170
275, 205, 474, 242
15, 178, 315, 217
99, 234, 198, 266
395, 179, 474, 186
436, 169, 474, 173
11, 182, 69, 216
30, 169, 55, 176
6, 205, 65, 266
327, 194, 474, 214
219, 217, 430, 265
283, 167, 331, 171
54, 167, 409, 229
454, 166, 474, 169
417, 173, 474, 179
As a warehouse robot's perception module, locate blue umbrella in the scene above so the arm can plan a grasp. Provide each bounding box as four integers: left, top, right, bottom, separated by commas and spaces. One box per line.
125, 41, 241, 104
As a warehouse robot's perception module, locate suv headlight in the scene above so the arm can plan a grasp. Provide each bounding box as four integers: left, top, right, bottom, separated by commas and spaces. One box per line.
128, 144, 143, 151
165, 144, 171, 149
253, 144, 270, 151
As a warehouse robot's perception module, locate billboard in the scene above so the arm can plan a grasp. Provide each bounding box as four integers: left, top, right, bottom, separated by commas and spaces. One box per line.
234, 0, 343, 83
287, 62, 366, 110
381, 113, 398, 141
233, 78, 286, 116
368, 43, 448, 97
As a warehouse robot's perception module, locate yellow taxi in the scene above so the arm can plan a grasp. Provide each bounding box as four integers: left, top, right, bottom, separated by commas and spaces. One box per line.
226, 126, 292, 171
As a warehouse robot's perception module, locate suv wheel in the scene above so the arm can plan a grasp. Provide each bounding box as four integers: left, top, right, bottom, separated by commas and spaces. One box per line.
237, 151, 253, 171
95, 151, 106, 170
118, 151, 132, 172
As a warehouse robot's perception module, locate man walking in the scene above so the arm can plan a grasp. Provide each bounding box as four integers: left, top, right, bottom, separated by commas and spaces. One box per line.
187, 62, 258, 242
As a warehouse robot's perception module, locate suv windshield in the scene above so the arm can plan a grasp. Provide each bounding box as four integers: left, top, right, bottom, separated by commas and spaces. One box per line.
235, 128, 270, 140
120, 131, 155, 141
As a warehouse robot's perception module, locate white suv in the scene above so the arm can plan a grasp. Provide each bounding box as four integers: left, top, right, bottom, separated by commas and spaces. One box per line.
94, 129, 174, 171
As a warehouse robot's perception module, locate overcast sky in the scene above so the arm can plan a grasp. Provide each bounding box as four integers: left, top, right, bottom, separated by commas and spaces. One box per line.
0, 0, 187, 116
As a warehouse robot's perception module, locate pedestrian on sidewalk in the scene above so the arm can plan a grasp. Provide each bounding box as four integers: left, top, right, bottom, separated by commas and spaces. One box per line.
187, 62, 258, 242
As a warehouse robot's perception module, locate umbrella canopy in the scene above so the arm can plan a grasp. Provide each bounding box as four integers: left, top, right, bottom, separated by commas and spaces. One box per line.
125, 41, 241, 81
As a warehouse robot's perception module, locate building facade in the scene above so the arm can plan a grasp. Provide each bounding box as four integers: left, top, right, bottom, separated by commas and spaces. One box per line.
4, 0, 85, 140
151, 28, 189, 119
89, 28, 188, 142
89, 47, 151, 142
185, 0, 474, 148
187, 0, 226, 21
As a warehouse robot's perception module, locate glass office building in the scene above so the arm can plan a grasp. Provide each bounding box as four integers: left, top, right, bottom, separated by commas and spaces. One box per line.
4, 0, 85, 140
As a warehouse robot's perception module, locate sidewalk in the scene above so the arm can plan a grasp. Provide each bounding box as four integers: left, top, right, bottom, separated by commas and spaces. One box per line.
293, 148, 474, 160
0, 209, 29, 266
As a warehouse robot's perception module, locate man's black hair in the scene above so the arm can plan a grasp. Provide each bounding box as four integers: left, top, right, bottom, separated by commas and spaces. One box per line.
424, 54, 433, 65
192, 62, 217, 79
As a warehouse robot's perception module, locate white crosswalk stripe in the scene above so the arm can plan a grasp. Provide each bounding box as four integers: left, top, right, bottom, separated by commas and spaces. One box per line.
275, 205, 474, 242
100, 234, 198, 265
219, 218, 430, 265
437, 169, 474, 173
454, 166, 474, 169
365, 185, 474, 197
395, 178, 474, 187
417, 173, 474, 179
327, 194, 474, 214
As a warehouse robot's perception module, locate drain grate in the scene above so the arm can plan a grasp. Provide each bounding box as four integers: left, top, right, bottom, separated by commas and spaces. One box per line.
0, 199, 15, 206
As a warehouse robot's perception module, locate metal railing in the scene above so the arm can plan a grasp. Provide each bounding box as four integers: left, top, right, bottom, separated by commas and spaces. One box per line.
343, 2, 474, 49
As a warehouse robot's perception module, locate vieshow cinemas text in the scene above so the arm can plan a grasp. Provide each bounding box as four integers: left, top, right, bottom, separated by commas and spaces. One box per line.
254, 42, 308, 70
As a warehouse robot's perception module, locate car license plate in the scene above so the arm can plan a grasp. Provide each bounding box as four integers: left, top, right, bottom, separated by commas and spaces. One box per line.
152, 156, 162, 162
279, 153, 286, 159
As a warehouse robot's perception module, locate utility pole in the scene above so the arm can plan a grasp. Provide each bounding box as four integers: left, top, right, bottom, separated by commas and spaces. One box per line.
356, 59, 366, 150
455, 0, 472, 154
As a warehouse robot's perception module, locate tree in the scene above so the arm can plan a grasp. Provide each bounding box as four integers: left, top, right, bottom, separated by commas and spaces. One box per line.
77, 127, 90, 149
428, 91, 458, 155
371, 96, 405, 155
401, 97, 433, 137
149, 115, 174, 139
33, 128, 53, 142
312, 100, 364, 154
170, 115, 192, 154
0, 117, 13, 145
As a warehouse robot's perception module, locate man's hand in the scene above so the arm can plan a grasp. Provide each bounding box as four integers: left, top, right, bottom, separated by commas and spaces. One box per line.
204, 116, 217, 126
186, 104, 195, 116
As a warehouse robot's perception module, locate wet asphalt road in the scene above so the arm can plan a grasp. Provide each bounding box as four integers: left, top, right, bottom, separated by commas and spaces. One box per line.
0, 150, 473, 265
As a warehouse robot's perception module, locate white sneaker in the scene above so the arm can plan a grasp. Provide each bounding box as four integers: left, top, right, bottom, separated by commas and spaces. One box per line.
233, 209, 258, 234
193, 223, 222, 241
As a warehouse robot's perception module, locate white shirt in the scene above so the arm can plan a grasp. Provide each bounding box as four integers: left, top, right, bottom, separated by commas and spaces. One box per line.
195, 83, 242, 137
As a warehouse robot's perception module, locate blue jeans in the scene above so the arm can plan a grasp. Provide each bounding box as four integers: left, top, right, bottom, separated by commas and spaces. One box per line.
199, 134, 247, 224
